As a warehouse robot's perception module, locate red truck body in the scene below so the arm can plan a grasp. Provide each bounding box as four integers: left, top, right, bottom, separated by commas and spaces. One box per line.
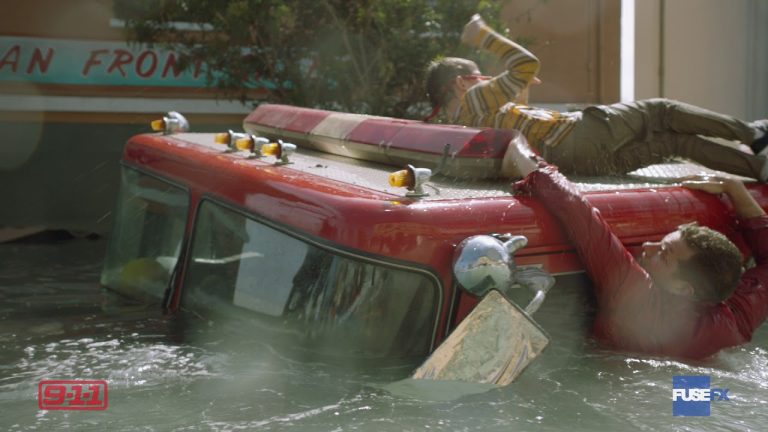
103, 104, 768, 358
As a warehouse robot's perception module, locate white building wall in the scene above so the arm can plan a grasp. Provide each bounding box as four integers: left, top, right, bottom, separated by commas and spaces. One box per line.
634, 0, 767, 120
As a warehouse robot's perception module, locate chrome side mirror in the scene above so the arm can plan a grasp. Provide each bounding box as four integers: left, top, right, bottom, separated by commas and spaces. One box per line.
452, 234, 554, 315
409, 234, 554, 388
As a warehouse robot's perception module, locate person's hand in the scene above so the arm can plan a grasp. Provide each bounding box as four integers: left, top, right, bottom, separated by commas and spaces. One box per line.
680, 174, 736, 195
461, 14, 486, 46
681, 174, 765, 219
501, 133, 540, 178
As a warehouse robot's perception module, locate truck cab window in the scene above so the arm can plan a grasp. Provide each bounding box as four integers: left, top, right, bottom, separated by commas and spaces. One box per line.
101, 168, 188, 303
183, 200, 439, 359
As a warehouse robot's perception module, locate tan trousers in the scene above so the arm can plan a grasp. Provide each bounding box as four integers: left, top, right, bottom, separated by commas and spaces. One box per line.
545, 98, 764, 179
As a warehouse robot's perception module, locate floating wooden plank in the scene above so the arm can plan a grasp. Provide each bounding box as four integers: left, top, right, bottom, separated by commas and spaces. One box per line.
412, 290, 549, 386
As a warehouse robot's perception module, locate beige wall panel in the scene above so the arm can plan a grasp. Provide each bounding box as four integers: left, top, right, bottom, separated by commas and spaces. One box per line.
503, 0, 620, 104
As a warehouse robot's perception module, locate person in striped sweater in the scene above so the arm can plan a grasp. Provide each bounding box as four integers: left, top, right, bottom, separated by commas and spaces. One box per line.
425, 15, 768, 182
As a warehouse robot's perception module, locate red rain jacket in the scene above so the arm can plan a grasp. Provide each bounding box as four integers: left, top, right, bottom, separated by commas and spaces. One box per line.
519, 166, 768, 359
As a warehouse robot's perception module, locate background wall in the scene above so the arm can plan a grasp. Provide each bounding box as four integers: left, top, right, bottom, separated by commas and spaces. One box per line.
508, 0, 767, 120
503, 0, 620, 104
2, 0, 766, 236
635, 0, 768, 120
0, 0, 248, 235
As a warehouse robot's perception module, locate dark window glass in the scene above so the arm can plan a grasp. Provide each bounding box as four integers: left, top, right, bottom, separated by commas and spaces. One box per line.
101, 168, 188, 303
183, 200, 438, 359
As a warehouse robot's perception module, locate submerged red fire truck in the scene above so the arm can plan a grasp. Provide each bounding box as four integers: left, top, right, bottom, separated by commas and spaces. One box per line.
100, 105, 768, 365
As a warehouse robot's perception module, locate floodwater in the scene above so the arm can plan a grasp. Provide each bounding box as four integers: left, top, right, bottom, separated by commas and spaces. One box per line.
1, 236, 767, 431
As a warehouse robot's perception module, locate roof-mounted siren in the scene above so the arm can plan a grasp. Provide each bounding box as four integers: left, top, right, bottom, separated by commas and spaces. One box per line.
150, 111, 190, 135
388, 164, 432, 198
234, 134, 271, 159
261, 139, 297, 165
214, 130, 249, 152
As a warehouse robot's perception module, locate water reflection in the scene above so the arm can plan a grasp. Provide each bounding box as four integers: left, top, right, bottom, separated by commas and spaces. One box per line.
1, 237, 767, 431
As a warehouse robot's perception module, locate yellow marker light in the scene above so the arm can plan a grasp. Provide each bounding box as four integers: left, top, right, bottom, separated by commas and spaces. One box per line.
150, 119, 165, 132
388, 164, 432, 197
262, 143, 279, 157
260, 140, 296, 164
235, 137, 252, 151
151, 111, 189, 135
214, 132, 230, 145
234, 135, 269, 158
388, 169, 411, 188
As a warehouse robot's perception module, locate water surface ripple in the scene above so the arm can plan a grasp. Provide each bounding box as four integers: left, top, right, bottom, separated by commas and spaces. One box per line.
1, 238, 766, 431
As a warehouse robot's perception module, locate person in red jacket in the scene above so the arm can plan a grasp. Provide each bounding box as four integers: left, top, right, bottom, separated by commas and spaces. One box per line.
504, 137, 768, 359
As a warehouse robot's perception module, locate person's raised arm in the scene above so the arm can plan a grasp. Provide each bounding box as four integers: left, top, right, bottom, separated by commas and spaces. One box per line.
459, 15, 541, 116
507, 138, 652, 305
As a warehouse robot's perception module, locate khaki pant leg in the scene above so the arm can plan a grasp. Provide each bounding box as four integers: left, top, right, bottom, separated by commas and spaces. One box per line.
550, 100, 763, 178
649, 131, 765, 180
617, 98, 756, 144
545, 109, 639, 176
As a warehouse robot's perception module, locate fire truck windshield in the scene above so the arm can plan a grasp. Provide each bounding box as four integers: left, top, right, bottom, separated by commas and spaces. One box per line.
101, 167, 188, 303
181, 200, 441, 359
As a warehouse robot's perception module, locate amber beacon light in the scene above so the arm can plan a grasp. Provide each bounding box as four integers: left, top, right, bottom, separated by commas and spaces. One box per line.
235, 134, 271, 158
388, 164, 432, 197
261, 139, 297, 165
150, 111, 190, 135
213, 129, 248, 152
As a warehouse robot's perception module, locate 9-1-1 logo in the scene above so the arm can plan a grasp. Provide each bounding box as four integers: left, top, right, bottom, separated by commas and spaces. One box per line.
38, 380, 108, 411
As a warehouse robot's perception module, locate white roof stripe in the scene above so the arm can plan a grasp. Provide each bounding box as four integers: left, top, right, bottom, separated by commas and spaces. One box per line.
310, 112, 371, 141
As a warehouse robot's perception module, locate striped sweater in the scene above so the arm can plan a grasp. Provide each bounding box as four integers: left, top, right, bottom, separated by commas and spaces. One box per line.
454, 25, 579, 150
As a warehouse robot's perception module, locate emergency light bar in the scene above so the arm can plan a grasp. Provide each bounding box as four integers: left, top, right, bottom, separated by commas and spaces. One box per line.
243, 104, 518, 179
